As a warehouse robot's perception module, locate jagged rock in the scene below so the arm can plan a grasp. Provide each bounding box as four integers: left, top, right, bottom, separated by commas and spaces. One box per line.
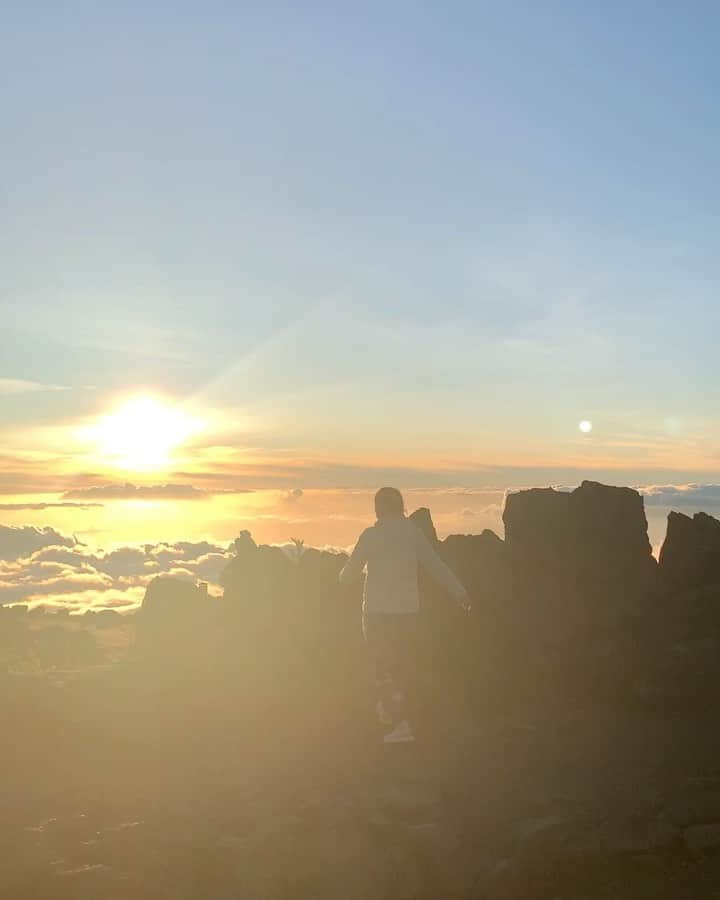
135, 576, 212, 661
409, 507, 438, 543
220, 543, 293, 608
504, 480, 655, 583
408, 508, 507, 603
83, 609, 122, 628
659, 511, 720, 589
500, 481, 659, 700
440, 529, 507, 604
504, 479, 658, 614
140, 576, 206, 621
503, 487, 572, 566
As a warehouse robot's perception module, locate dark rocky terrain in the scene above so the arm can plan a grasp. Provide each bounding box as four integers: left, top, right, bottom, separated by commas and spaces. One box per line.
4, 480, 720, 898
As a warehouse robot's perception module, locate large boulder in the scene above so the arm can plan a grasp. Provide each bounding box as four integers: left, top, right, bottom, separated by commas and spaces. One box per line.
408, 508, 511, 717
503, 480, 656, 594
503, 487, 572, 569
440, 529, 507, 610
659, 511, 720, 589
140, 575, 207, 622
502, 481, 658, 699
136, 576, 213, 663
220, 539, 294, 610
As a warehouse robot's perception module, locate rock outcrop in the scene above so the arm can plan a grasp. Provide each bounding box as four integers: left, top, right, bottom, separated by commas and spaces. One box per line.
409, 507, 438, 544
136, 576, 211, 660
499, 481, 659, 700
140, 575, 207, 622
503, 480, 656, 588
659, 510, 720, 588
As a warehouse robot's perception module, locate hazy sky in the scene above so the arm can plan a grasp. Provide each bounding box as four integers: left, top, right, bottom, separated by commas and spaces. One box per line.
2, 2, 719, 533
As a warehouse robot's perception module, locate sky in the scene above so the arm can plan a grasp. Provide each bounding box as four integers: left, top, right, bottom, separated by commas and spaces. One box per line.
1, 2, 719, 609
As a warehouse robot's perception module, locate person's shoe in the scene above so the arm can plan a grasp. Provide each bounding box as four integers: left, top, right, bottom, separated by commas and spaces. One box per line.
383, 719, 415, 744
376, 700, 393, 726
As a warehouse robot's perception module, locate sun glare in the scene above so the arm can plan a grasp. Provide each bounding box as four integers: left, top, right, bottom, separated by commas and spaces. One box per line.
87, 396, 202, 470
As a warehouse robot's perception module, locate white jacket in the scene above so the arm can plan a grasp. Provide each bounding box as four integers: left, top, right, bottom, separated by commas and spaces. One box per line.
339, 515, 467, 615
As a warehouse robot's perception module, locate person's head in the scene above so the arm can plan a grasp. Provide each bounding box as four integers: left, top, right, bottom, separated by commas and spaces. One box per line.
374, 486, 405, 520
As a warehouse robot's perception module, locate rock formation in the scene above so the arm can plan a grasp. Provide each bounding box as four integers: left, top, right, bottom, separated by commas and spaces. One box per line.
659, 510, 720, 588
503, 480, 656, 587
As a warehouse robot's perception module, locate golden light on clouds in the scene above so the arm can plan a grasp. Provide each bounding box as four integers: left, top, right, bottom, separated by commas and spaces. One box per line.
81, 395, 203, 470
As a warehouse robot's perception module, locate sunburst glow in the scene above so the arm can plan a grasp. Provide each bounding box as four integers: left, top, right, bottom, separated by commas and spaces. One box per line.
86, 396, 203, 470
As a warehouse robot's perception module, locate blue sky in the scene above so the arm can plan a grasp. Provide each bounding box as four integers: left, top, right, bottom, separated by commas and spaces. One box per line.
2, 1, 719, 486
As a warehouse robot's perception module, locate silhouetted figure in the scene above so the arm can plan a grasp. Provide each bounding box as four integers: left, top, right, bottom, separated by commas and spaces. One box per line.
339, 487, 470, 743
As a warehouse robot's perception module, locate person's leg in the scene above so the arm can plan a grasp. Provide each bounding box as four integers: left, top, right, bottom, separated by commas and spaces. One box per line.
376, 616, 417, 743
364, 615, 395, 727
389, 615, 418, 727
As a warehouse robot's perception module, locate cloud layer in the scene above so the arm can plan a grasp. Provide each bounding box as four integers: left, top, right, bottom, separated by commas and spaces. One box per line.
62, 483, 252, 501
0, 502, 103, 511
0, 528, 232, 613
640, 484, 720, 510
0, 379, 68, 395
0, 525, 76, 561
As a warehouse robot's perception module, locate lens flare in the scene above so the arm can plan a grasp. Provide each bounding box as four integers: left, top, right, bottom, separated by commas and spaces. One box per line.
84, 396, 203, 470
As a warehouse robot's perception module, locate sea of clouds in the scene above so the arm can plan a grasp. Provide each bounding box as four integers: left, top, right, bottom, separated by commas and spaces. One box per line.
0, 526, 232, 614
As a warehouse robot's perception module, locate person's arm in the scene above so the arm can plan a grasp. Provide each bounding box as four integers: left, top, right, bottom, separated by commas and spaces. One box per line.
413, 526, 471, 610
339, 529, 371, 585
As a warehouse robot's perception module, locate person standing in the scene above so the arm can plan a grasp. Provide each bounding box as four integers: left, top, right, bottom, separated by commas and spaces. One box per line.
339, 487, 471, 743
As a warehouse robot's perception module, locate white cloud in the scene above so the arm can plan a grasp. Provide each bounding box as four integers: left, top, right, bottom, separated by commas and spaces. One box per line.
0, 379, 68, 395
0, 502, 103, 511
62, 483, 251, 501
640, 484, 720, 510
0, 531, 232, 614
0, 525, 77, 561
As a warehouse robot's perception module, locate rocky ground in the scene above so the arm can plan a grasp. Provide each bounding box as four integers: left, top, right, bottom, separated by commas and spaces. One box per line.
5, 677, 720, 899
5, 481, 720, 898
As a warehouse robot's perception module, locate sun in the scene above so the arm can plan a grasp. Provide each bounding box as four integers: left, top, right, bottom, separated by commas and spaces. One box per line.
86, 396, 203, 470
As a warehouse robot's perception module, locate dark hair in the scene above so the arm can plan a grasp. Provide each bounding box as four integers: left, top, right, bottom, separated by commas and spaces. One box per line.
375, 486, 405, 519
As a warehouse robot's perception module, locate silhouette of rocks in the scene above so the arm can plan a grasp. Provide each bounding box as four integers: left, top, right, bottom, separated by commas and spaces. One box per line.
659, 510, 720, 589
141, 575, 207, 621
221, 537, 294, 627
136, 576, 211, 661
503, 486, 571, 566
409, 507, 438, 543
441, 529, 507, 605
492, 481, 657, 700
83, 609, 122, 628
504, 480, 655, 590
408, 482, 663, 708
